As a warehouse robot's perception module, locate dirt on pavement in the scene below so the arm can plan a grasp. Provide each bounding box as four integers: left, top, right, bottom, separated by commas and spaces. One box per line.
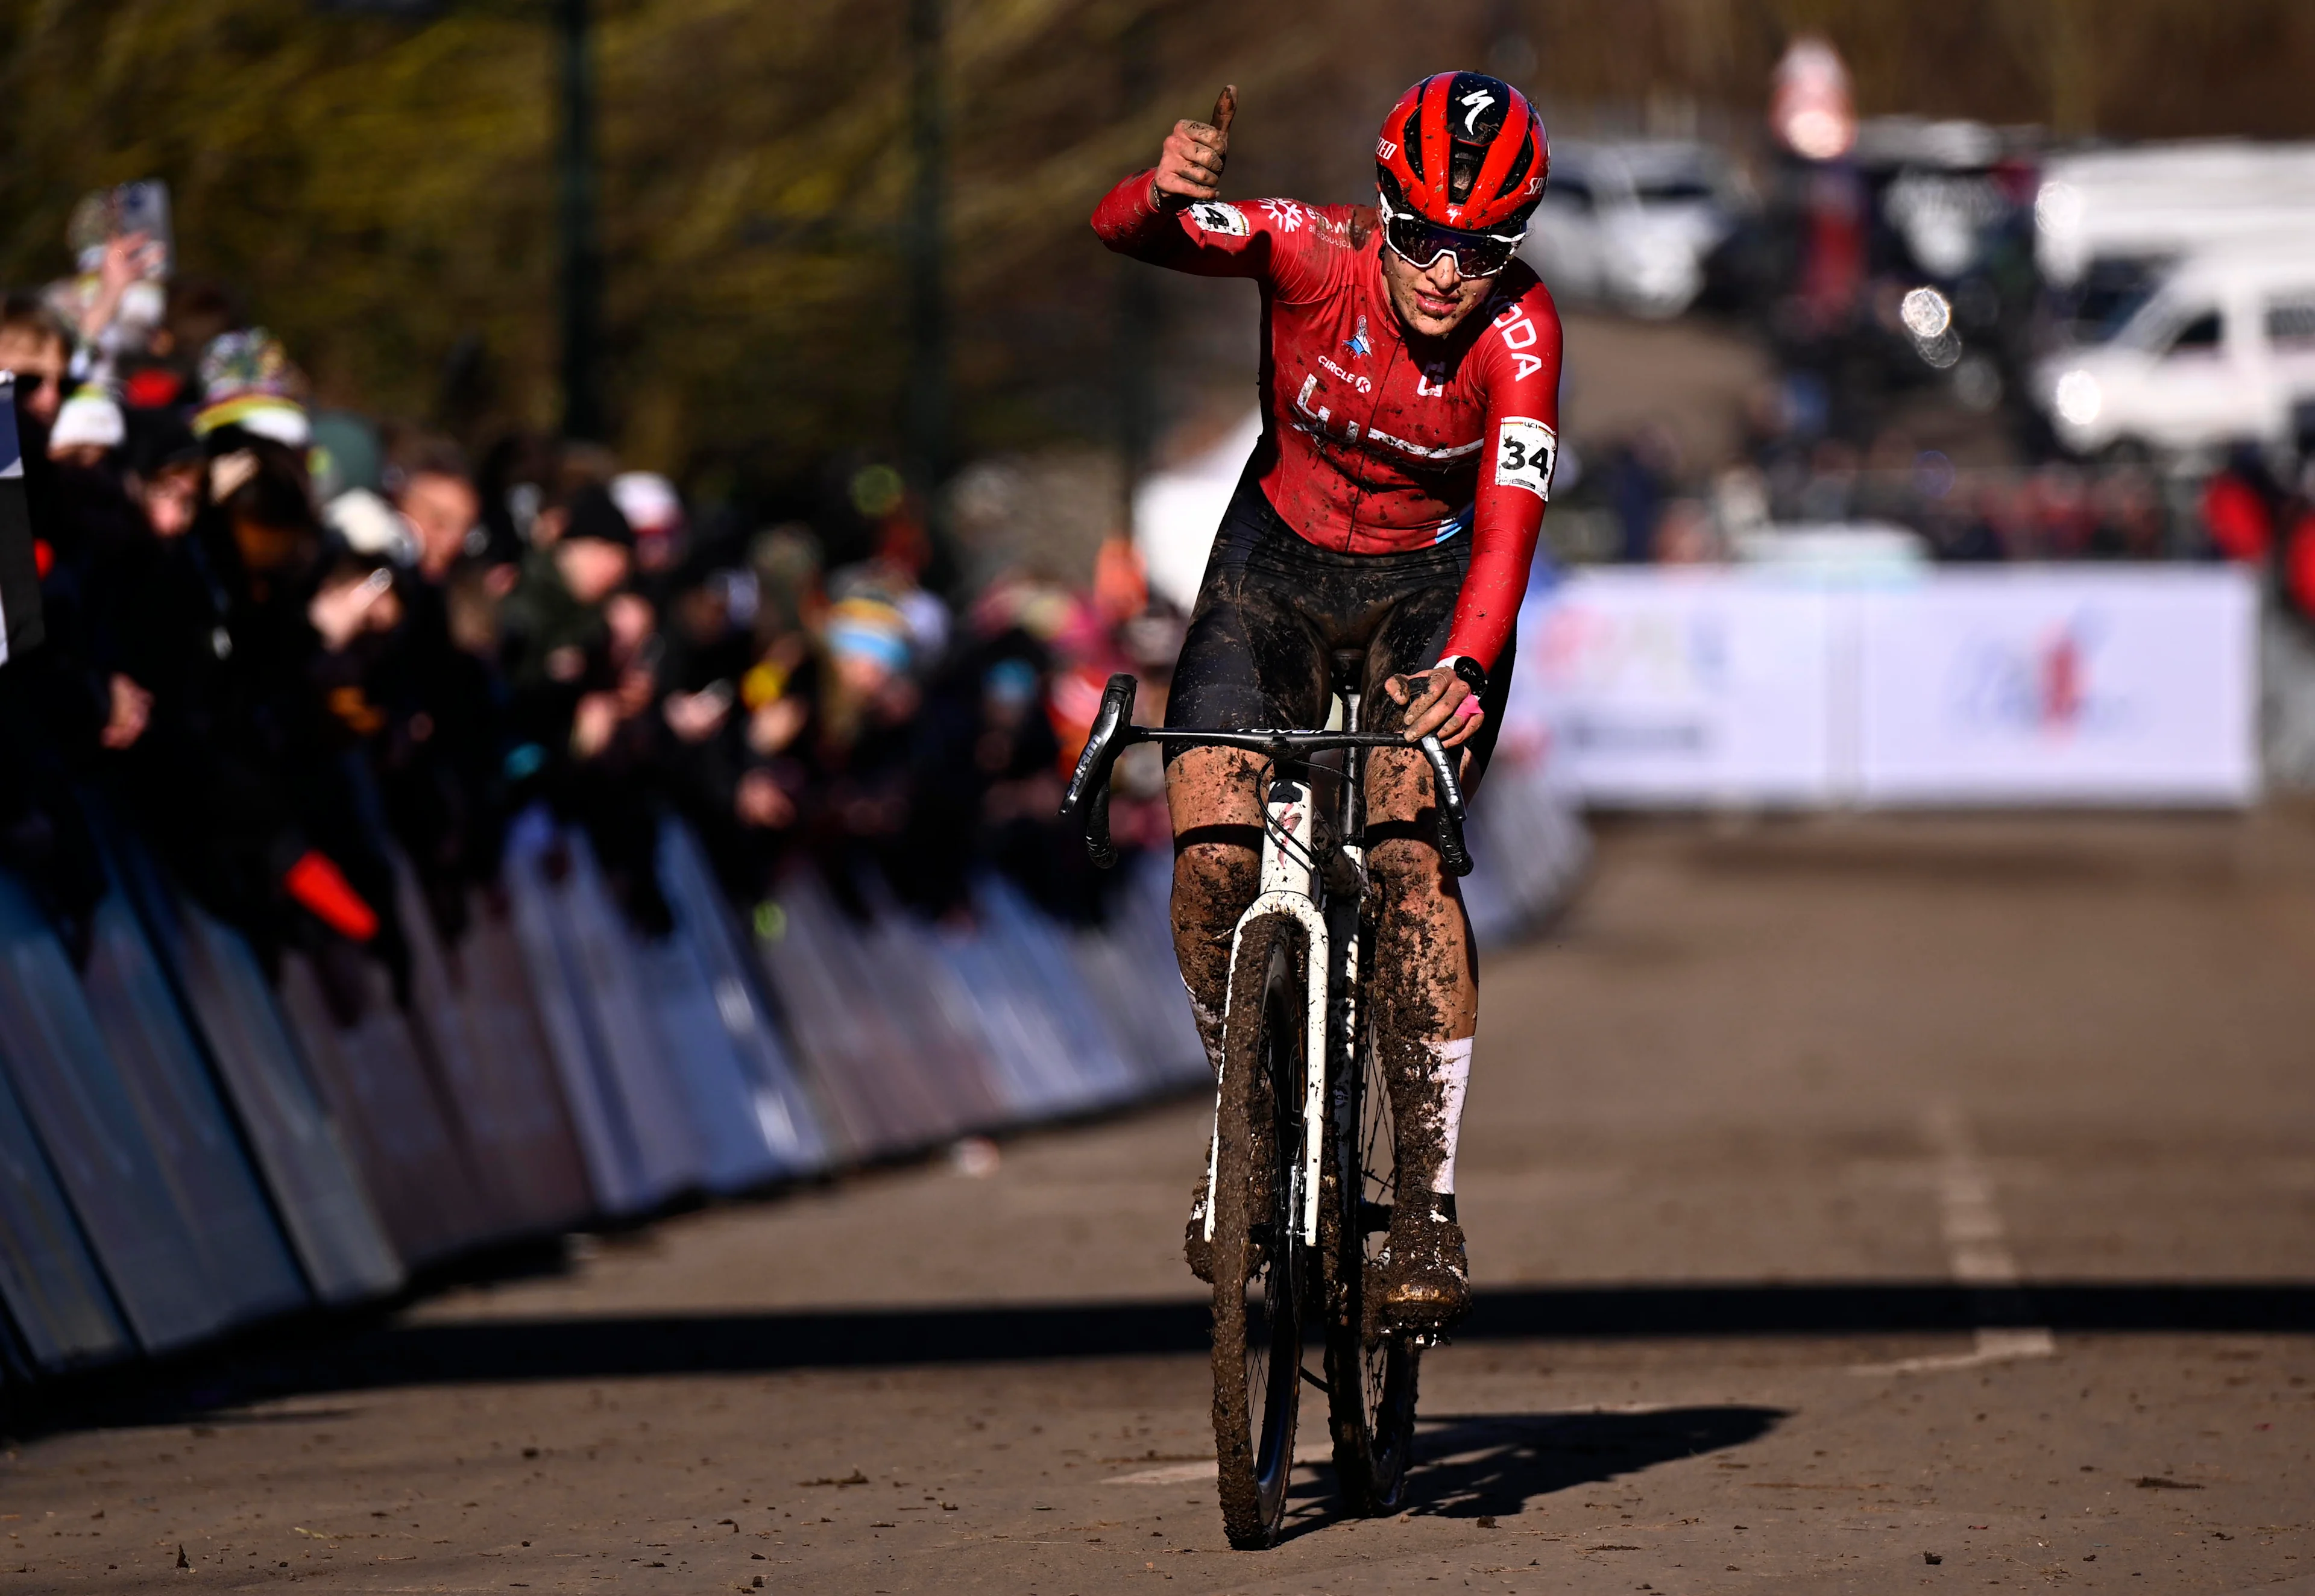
6, 808, 2313, 1593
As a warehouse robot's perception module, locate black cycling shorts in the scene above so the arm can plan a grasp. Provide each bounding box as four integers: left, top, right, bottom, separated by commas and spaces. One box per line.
1165, 465, 1514, 785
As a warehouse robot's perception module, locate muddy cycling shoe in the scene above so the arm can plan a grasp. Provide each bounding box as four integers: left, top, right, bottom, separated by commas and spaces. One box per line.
1379, 1192, 1469, 1332
1184, 1172, 1215, 1284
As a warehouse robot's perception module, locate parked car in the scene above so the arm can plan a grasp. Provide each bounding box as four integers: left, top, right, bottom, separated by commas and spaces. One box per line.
2035, 240, 2315, 459
1520, 140, 1746, 319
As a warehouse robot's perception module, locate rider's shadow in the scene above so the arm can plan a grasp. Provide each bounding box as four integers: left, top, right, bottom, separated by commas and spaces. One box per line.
1288, 1405, 1784, 1528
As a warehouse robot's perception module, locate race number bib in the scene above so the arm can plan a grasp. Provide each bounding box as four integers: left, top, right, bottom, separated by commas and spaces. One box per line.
1492, 416, 1557, 499
1185, 201, 1250, 237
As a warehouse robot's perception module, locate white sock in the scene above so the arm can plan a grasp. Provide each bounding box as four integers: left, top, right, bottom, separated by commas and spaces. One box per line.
1428, 1035, 1473, 1195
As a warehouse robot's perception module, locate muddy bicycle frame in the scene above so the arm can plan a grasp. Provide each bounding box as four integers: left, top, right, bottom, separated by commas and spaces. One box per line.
1058, 670, 1470, 1248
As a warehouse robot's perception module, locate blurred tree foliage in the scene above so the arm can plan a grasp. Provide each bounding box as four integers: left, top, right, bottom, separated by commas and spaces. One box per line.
2, 0, 2313, 489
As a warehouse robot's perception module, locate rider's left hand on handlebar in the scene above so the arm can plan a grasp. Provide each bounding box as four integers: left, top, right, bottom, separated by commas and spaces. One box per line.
1384, 664, 1485, 750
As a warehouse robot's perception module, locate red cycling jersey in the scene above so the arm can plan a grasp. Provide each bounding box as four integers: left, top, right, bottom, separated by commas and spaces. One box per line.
1091, 170, 1563, 673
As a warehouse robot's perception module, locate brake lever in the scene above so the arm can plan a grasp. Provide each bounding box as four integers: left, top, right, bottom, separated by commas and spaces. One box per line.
1416, 734, 1473, 877
1059, 673, 1142, 868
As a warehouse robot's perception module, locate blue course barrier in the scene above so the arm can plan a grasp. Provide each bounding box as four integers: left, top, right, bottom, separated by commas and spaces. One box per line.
79, 875, 307, 1330
0, 767, 1586, 1381
503, 808, 706, 1214
394, 865, 595, 1240
0, 873, 232, 1353
273, 942, 500, 1270
755, 867, 1004, 1158
962, 873, 1146, 1116
654, 820, 830, 1183
1062, 849, 1209, 1093
0, 1058, 129, 1375
115, 843, 403, 1305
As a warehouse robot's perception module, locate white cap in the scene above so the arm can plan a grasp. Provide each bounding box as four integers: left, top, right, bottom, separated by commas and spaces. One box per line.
50, 387, 125, 451
325, 488, 418, 565
611, 470, 684, 536
235, 400, 310, 448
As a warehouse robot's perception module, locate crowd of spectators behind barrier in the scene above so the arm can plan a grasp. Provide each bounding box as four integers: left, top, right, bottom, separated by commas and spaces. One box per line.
1563, 404, 2315, 624
0, 215, 1184, 1004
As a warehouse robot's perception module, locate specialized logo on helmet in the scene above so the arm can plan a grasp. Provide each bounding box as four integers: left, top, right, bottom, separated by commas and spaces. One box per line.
1375, 71, 1549, 237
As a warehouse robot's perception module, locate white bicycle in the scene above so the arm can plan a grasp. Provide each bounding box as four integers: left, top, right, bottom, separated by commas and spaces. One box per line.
1061, 657, 1472, 1549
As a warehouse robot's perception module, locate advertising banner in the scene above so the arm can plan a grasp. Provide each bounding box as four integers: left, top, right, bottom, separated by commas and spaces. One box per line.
1519, 566, 2258, 808
1518, 570, 1840, 805
1854, 568, 2258, 805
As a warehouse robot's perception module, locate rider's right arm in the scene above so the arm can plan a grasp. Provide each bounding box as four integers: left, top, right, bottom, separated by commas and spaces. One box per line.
1089, 173, 1334, 301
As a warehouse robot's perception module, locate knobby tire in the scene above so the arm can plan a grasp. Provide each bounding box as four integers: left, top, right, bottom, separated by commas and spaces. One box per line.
1211, 914, 1309, 1550
1321, 928, 1422, 1513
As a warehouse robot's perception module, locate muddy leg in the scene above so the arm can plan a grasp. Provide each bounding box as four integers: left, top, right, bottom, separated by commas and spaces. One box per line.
1167, 744, 1267, 1283
1361, 746, 1479, 1196
1166, 745, 1268, 1074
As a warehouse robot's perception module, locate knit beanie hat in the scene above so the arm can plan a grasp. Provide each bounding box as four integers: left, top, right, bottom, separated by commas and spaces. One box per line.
194, 329, 309, 447
562, 483, 635, 548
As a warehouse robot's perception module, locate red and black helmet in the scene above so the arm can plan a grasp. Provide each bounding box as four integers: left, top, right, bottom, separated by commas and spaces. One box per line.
1375, 71, 1547, 234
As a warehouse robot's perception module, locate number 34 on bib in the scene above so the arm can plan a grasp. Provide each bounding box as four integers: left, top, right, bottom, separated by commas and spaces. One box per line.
1491, 417, 1558, 500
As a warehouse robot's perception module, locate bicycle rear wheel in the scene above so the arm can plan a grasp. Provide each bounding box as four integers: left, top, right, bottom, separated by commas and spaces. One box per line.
1210, 913, 1310, 1550
1323, 979, 1421, 1515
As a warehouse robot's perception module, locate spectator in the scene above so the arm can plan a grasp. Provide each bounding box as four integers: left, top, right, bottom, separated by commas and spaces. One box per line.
395, 447, 484, 583
2201, 447, 2279, 564
611, 470, 687, 578
499, 480, 669, 933
0, 202, 1332, 990
0, 296, 71, 433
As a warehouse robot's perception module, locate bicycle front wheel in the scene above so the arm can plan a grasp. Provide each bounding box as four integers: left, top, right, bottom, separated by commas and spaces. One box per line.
1209, 913, 1310, 1550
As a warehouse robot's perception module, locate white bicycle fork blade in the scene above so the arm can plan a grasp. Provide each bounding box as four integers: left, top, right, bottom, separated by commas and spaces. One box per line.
1220, 894, 1330, 1250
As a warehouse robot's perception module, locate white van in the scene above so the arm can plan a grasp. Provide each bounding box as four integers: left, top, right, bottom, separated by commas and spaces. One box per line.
2034, 242, 2315, 458
2036, 142, 2315, 287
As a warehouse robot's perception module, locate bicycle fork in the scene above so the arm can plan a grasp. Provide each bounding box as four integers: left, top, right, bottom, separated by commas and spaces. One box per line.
1205, 768, 1332, 1250
1204, 692, 1368, 1254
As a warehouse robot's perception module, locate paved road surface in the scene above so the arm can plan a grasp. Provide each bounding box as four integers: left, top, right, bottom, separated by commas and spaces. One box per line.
8, 811, 2314, 1592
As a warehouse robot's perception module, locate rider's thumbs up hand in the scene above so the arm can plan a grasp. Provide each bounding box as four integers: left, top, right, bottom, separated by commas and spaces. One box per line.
1152, 85, 1236, 212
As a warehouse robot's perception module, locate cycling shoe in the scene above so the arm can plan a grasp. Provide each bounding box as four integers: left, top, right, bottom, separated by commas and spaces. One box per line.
1380, 1192, 1469, 1332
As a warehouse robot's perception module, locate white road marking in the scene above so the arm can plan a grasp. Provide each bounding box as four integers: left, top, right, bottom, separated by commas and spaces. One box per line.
1105, 1436, 1347, 1484
1853, 1103, 2055, 1375
1103, 1459, 1215, 1484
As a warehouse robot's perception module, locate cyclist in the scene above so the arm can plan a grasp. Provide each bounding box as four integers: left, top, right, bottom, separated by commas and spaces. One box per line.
1092, 73, 1561, 1331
